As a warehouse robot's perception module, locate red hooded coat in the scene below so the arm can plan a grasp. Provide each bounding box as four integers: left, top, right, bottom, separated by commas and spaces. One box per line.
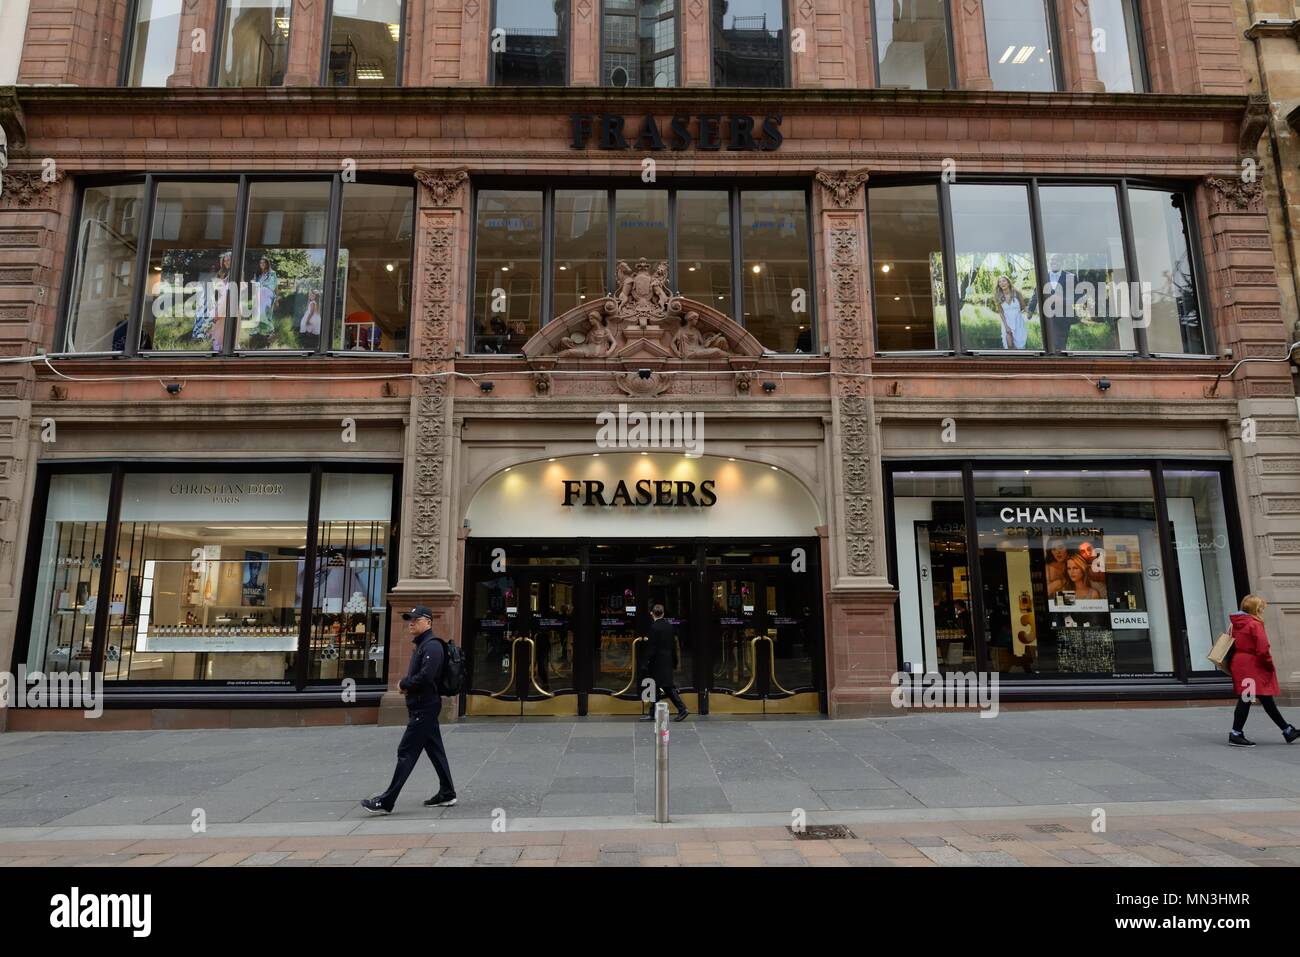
1229, 612, 1279, 698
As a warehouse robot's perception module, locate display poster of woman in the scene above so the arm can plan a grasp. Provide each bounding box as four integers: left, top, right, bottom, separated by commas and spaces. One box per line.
995, 275, 1030, 350
251, 257, 278, 342
299, 290, 321, 338
1045, 539, 1069, 597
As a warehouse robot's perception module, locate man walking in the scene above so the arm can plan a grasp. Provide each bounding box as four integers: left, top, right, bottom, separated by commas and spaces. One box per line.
641, 603, 689, 722
362, 606, 457, 813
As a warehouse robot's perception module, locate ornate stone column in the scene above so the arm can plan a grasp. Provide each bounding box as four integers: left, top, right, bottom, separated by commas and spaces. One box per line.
570, 0, 599, 85
814, 168, 900, 716
380, 167, 467, 725
1203, 175, 1300, 702
282, 0, 325, 86
1056, 0, 1104, 92
680, 0, 712, 87
950, 0, 994, 91
168, 0, 218, 87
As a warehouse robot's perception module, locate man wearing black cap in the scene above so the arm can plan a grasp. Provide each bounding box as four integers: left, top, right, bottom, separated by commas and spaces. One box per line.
362, 606, 457, 813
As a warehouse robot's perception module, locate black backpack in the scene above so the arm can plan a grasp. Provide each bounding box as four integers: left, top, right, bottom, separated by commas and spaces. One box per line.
436, 638, 466, 696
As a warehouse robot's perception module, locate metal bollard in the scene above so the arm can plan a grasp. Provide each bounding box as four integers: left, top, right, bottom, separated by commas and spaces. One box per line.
653, 700, 670, 823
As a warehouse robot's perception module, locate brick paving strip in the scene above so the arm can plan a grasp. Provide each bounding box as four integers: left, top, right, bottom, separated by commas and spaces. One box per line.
3, 801, 1300, 867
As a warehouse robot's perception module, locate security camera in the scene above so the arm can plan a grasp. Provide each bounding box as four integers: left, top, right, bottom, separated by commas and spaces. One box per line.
479, 381, 495, 393
638, 368, 652, 380
762, 381, 777, 393
164, 382, 183, 395
1096, 378, 1111, 392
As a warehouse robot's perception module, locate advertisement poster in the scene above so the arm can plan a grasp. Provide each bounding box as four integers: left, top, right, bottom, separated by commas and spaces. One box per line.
242, 551, 269, 607
1044, 533, 1108, 612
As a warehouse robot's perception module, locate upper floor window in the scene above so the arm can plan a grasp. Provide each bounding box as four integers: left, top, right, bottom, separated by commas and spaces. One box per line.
60, 176, 413, 357
603, 0, 678, 87
984, 0, 1058, 92
1089, 0, 1146, 92
215, 0, 292, 86
326, 0, 404, 86
123, 0, 183, 87
492, 0, 569, 85
712, 0, 787, 88
471, 184, 812, 354
867, 178, 1208, 358
871, 0, 953, 90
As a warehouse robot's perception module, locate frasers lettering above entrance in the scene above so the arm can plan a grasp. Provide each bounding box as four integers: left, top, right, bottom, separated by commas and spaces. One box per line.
464, 453, 820, 539
570, 113, 783, 152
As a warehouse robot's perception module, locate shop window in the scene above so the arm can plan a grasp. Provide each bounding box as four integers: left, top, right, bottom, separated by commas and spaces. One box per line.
239, 180, 332, 351
603, 0, 677, 87
103, 472, 310, 683
138, 180, 239, 353
309, 474, 392, 680
712, 0, 786, 88
973, 468, 1173, 677
1129, 188, 1207, 355
62, 183, 148, 354
676, 190, 732, 315
332, 182, 413, 352
1165, 470, 1239, 669
553, 189, 609, 317
492, 0, 568, 85
1089, 0, 1145, 93
615, 188, 670, 264
472, 189, 544, 354
984, 0, 1057, 92
872, 0, 952, 90
740, 190, 811, 353
1037, 185, 1132, 353
891, 471, 976, 673
123, 0, 183, 87
216, 0, 292, 87
950, 183, 1042, 351
24, 473, 113, 676
869, 183, 946, 351
325, 0, 403, 86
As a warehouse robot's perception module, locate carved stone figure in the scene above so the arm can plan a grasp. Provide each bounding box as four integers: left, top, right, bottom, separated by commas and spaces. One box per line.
555, 311, 614, 358
669, 311, 731, 359
616, 258, 673, 327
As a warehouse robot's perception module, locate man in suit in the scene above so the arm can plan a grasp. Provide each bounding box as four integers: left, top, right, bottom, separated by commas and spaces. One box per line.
1028, 254, 1087, 351
641, 604, 689, 722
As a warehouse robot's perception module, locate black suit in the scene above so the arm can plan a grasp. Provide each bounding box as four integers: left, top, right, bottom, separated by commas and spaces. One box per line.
644, 616, 687, 715
376, 631, 455, 809
1028, 270, 1085, 351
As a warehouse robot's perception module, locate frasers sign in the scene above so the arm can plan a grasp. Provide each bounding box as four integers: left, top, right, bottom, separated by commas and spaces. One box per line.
1000, 506, 1093, 524
563, 478, 717, 508
570, 113, 783, 152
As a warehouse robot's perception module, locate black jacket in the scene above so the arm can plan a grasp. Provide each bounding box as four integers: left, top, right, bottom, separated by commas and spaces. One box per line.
399, 629, 444, 712
644, 617, 678, 689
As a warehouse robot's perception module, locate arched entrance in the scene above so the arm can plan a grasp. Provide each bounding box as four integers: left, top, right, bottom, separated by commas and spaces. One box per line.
461, 453, 826, 716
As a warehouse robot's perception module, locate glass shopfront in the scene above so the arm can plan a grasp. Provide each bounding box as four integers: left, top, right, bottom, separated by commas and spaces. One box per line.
887, 461, 1245, 687
16, 464, 398, 694
462, 540, 824, 716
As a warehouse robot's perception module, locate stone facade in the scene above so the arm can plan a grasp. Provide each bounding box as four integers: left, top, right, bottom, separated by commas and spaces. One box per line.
0, 1, 1295, 728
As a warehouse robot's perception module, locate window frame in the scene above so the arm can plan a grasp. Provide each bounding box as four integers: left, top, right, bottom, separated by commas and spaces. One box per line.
866, 174, 1213, 359
466, 177, 817, 355
882, 457, 1248, 689
1091, 0, 1151, 93
710, 0, 791, 89
488, 0, 572, 87
209, 0, 296, 88
867, 0, 957, 91
599, 0, 683, 88
319, 0, 407, 88
55, 173, 415, 359
981, 0, 1063, 93
12, 459, 402, 693
119, 0, 186, 87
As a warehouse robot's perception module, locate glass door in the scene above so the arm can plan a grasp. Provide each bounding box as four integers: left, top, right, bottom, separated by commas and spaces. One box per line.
587, 570, 644, 714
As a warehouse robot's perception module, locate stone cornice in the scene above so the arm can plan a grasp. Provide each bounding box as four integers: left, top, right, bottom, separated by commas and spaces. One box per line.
11, 86, 1257, 122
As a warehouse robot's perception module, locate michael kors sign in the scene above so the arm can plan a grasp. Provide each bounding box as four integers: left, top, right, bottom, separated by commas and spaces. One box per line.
570, 113, 783, 152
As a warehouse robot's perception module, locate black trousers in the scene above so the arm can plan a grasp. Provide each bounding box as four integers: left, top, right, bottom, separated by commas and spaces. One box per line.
652, 683, 687, 713
377, 708, 454, 809
1232, 695, 1291, 734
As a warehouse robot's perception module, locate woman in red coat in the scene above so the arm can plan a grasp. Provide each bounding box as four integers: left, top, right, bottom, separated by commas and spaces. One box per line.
1229, 595, 1300, 747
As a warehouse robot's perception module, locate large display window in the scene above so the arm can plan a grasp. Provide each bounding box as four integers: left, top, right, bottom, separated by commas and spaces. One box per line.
887, 461, 1246, 687
16, 464, 398, 692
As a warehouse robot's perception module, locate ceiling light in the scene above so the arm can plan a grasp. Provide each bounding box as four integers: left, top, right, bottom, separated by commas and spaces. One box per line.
275, 16, 290, 35
881, 264, 891, 273
751, 265, 762, 273
1013, 46, 1036, 65
385, 263, 394, 272
387, 22, 401, 43
688, 266, 696, 272
356, 66, 386, 81
547, 458, 556, 462
999, 45, 1015, 64
893, 296, 901, 301
501, 266, 509, 272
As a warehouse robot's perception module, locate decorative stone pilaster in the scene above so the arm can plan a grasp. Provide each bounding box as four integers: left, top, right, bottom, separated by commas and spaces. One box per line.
950, 0, 994, 91
681, 0, 712, 87
282, 0, 325, 86
814, 168, 899, 716
570, 0, 598, 85
1056, 0, 1105, 92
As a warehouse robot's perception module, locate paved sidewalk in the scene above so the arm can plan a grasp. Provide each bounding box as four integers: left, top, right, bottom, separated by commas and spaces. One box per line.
2, 707, 1299, 865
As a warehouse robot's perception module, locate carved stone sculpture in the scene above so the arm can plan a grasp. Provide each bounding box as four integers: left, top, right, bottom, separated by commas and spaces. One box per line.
668, 311, 731, 359
615, 258, 675, 327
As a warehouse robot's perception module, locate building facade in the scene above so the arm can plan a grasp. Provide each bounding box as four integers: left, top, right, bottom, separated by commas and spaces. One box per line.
1, 0, 1297, 730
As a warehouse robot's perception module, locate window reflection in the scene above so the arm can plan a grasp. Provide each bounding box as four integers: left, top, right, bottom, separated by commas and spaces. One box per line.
125, 0, 183, 87
740, 190, 811, 353
1089, 0, 1144, 92
333, 183, 413, 352
1130, 189, 1205, 355
553, 189, 609, 316
493, 0, 568, 85
676, 191, 732, 315
712, 0, 786, 87
950, 184, 1041, 351
873, 0, 952, 89
984, 0, 1056, 92
217, 0, 292, 87
472, 189, 543, 353
604, 0, 677, 87
327, 0, 402, 87
870, 184, 946, 350
64, 184, 146, 354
